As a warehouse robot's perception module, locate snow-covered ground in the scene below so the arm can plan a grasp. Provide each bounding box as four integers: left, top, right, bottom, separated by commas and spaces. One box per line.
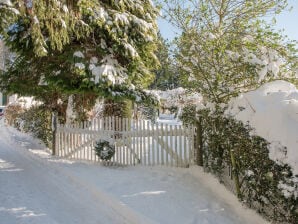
227, 80, 298, 175
0, 119, 268, 224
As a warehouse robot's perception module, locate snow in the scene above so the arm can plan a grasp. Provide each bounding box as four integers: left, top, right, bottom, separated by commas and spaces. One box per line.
91, 55, 127, 85
9, 96, 41, 109
242, 47, 284, 80
73, 51, 84, 58
227, 80, 298, 175
96, 7, 108, 22
149, 88, 203, 108
101, 39, 107, 49
132, 15, 153, 32
38, 75, 47, 86
62, 4, 68, 13
74, 62, 85, 70
0, 0, 12, 6
243, 51, 264, 66
0, 120, 268, 224
60, 18, 66, 28
90, 56, 98, 64
114, 12, 130, 25
124, 42, 138, 58
278, 182, 298, 199
33, 16, 39, 24
156, 114, 182, 125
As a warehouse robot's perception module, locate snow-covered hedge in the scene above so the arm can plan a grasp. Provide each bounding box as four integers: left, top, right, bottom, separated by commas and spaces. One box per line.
188, 108, 298, 223
15, 105, 52, 148
227, 80, 298, 176
178, 80, 298, 223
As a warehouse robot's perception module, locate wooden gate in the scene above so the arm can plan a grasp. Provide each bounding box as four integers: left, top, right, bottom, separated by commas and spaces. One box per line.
55, 117, 195, 167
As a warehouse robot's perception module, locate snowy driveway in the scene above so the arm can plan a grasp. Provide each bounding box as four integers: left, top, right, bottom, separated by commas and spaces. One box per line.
0, 121, 267, 224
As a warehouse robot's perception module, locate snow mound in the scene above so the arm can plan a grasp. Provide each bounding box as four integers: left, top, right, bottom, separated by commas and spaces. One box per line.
227, 80, 298, 175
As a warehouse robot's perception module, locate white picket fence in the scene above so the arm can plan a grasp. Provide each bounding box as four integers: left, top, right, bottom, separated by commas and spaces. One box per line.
55, 117, 195, 167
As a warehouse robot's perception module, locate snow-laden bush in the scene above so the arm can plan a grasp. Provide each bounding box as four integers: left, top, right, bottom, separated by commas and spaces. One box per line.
4, 103, 25, 126
17, 106, 52, 148
185, 108, 298, 223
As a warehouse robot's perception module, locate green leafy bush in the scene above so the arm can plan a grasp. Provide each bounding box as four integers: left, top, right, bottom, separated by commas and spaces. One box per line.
181, 107, 298, 223
17, 105, 52, 148
179, 104, 197, 126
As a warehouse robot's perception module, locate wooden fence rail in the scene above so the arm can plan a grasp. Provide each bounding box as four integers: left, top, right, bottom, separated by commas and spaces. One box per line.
55, 116, 195, 167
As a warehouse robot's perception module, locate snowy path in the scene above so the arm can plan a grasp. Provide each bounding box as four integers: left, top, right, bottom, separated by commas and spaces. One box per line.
0, 121, 268, 224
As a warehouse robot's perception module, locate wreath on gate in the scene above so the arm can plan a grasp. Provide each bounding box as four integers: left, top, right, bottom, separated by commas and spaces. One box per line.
94, 140, 115, 161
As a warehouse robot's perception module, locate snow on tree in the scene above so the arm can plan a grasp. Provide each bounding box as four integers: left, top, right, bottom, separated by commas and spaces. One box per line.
158, 0, 298, 104
0, 0, 160, 108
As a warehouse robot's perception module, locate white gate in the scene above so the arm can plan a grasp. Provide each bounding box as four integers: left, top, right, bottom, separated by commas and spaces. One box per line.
55, 117, 195, 167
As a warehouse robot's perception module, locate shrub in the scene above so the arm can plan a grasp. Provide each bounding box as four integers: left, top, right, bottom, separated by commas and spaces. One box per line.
4, 104, 24, 126
181, 107, 298, 223
18, 105, 53, 147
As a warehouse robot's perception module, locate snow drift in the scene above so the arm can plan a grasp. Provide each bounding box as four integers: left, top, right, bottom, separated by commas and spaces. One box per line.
227, 80, 298, 175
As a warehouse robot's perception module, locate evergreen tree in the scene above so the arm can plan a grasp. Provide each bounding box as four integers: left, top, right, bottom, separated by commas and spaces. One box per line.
151, 32, 179, 90
0, 0, 160, 117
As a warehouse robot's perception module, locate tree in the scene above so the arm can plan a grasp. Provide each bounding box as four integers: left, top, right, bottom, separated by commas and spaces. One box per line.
150, 32, 179, 90
157, 0, 298, 104
0, 0, 160, 119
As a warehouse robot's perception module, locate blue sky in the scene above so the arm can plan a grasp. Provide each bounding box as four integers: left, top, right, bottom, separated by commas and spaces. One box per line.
274, 0, 298, 41
158, 0, 298, 42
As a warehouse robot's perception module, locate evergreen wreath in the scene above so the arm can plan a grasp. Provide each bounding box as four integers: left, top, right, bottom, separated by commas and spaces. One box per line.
94, 140, 115, 161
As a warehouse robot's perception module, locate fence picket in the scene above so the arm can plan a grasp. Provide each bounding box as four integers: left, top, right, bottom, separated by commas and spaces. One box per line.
95, 117, 99, 162
117, 117, 121, 165
57, 123, 60, 156
135, 120, 142, 163
166, 124, 169, 166
170, 125, 174, 167
155, 123, 158, 165
179, 126, 183, 167
183, 127, 186, 166
143, 120, 147, 166
62, 124, 65, 157
132, 120, 136, 165
147, 120, 151, 166
70, 124, 73, 159
189, 125, 193, 165
120, 117, 123, 165
90, 119, 94, 161
151, 121, 155, 166
139, 120, 142, 165
175, 125, 178, 167
125, 118, 130, 165
160, 123, 164, 165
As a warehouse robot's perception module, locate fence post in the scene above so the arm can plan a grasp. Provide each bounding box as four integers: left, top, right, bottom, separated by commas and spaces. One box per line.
195, 117, 204, 166
51, 112, 57, 156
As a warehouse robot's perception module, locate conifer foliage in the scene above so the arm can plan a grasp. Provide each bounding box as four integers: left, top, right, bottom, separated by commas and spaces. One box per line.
0, 0, 160, 101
